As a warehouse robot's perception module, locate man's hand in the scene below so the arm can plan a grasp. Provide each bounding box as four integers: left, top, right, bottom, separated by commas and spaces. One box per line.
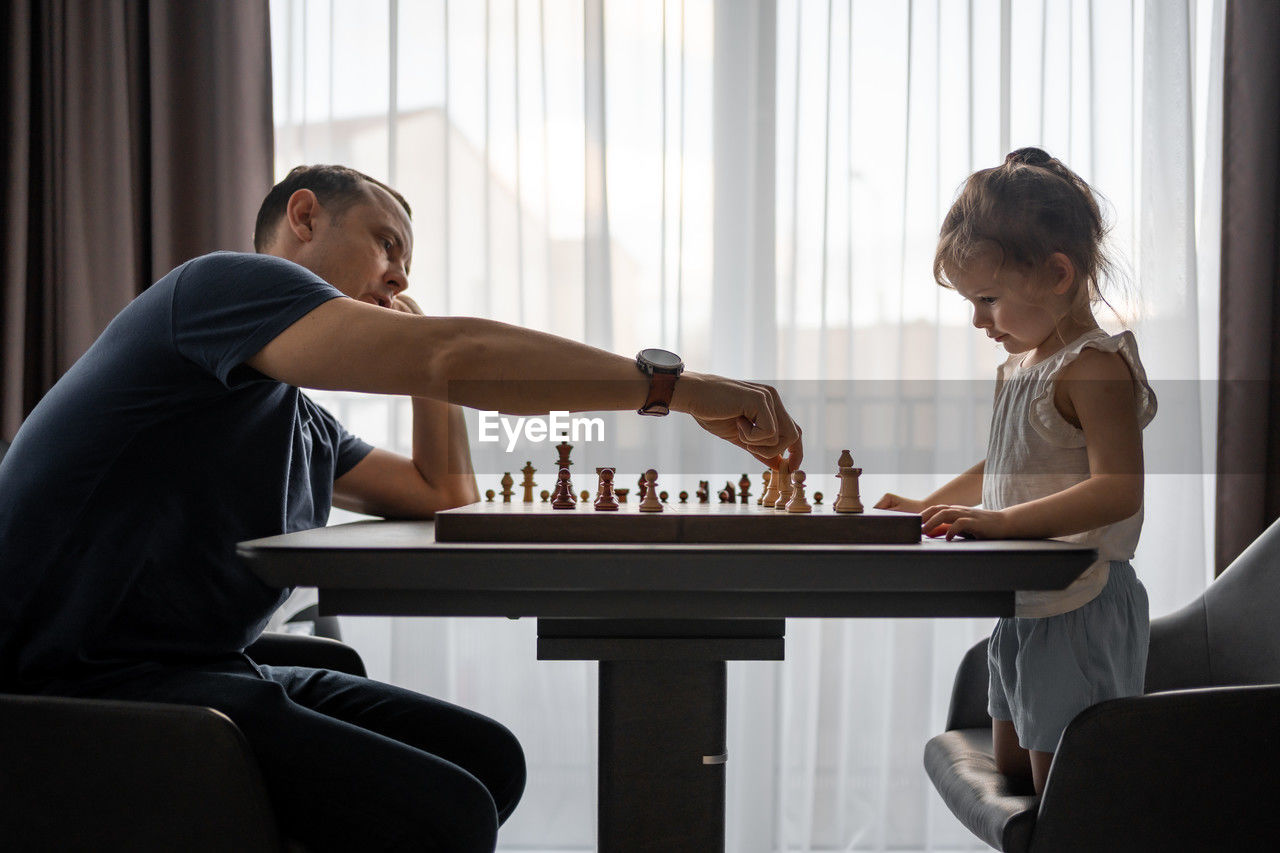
674, 374, 803, 471
919, 505, 1012, 540
391, 294, 424, 315
874, 493, 925, 514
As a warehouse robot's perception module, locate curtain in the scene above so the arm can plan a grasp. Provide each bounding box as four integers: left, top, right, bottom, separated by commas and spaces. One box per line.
1215, 0, 1280, 573
272, 1, 1223, 849
0, 0, 273, 440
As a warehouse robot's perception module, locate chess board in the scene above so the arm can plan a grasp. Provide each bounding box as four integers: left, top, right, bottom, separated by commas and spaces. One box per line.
435, 501, 922, 545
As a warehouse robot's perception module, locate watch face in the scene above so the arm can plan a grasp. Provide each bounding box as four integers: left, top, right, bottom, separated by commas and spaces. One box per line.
638, 348, 683, 370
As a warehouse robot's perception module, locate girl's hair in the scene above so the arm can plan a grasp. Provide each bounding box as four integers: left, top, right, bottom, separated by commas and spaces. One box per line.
934, 148, 1116, 306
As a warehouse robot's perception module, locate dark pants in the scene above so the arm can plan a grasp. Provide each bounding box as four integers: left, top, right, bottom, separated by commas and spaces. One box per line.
73, 656, 526, 852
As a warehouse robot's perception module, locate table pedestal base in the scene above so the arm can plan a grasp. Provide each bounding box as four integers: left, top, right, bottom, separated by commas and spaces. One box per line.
600, 660, 726, 853
538, 618, 783, 853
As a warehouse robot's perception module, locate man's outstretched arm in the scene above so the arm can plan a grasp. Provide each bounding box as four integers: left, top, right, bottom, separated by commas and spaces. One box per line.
246, 296, 804, 470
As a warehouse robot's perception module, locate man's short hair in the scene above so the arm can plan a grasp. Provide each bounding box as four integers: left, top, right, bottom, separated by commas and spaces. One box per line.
253, 164, 413, 252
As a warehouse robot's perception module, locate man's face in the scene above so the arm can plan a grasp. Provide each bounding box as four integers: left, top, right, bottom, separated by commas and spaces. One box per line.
300, 184, 414, 309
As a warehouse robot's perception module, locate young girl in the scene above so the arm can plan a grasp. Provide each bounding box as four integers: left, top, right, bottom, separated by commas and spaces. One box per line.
876, 147, 1157, 794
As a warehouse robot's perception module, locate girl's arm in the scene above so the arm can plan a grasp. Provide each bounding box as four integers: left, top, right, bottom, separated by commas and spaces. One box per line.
921, 348, 1143, 539
876, 459, 985, 514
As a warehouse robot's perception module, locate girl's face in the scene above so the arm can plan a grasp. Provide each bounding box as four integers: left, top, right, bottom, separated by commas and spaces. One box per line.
948, 251, 1087, 364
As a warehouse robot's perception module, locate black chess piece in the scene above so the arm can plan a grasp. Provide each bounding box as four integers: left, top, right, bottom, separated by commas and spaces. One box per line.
552, 468, 577, 509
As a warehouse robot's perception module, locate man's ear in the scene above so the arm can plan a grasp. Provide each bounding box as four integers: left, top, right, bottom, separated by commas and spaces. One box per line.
1048, 252, 1076, 295
285, 189, 321, 243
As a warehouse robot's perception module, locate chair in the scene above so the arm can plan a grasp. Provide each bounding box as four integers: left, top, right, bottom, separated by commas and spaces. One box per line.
0, 632, 366, 852
924, 517, 1280, 852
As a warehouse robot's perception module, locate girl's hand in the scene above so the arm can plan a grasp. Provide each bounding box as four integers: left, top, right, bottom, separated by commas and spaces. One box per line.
920, 505, 1013, 540
874, 493, 925, 514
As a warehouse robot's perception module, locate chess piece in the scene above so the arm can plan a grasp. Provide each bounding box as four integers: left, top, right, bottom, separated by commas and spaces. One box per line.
639, 469, 663, 512
738, 474, 751, 504
556, 441, 573, 471
786, 470, 812, 513
718, 481, 735, 503
555, 442, 574, 495
760, 470, 779, 506
678, 491, 689, 503
773, 458, 793, 509
594, 468, 619, 510
552, 468, 577, 509
539, 489, 550, 503
580, 490, 590, 502
500, 472, 514, 503
615, 488, 630, 504
833, 450, 864, 513
813, 491, 824, 505
485, 489, 495, 502
696, 480, 710, 503
659, 491, 668, 504
520, 462, 537, 503
752, 468, 773, 502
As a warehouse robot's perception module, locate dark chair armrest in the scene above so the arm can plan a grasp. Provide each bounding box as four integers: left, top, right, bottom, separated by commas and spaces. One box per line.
1032, 684, 1280, 852
0, 693, 283, 852
945, 637, 991, 731
245, 632, 367, 677
924, 727, 1038, 852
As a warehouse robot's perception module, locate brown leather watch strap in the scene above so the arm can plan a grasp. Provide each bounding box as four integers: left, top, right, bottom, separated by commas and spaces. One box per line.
638, 371, 678, 416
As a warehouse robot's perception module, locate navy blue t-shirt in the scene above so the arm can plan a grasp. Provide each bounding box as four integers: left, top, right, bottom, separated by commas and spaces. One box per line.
0, 252, 373, 691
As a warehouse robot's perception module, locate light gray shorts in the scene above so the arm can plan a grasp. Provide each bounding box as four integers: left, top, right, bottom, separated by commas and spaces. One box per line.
987, 560, 1149, 753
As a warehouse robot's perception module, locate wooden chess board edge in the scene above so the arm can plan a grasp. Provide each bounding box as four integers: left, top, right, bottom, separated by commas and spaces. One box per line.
435, 505, 922, 545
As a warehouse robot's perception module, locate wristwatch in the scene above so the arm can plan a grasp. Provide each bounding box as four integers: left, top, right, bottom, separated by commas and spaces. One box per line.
635, 348, 685, 416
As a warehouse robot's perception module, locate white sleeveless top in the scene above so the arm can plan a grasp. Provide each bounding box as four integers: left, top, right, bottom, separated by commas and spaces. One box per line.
983, 329, 1158, 617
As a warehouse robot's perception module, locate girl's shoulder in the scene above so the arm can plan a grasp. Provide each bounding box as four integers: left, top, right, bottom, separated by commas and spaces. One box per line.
1026, 330, 1158, 445
1057, 332, 1141, 381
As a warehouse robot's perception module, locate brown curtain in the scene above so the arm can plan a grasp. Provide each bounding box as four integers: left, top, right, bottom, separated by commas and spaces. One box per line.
1, 0, 273, 441
1216, 0, 1280, 572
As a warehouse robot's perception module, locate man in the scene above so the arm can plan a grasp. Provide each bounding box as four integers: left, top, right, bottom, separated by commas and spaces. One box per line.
0, 165, 802, 851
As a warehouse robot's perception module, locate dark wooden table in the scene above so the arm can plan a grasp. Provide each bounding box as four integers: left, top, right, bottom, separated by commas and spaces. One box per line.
238, 519, 1095, 853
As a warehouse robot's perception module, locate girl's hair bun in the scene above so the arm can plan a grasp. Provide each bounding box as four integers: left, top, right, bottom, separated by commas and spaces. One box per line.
1005, 147, 1054, 167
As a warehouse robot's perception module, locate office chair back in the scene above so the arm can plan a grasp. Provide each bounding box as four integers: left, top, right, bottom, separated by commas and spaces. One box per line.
1146, 515, 1280, 692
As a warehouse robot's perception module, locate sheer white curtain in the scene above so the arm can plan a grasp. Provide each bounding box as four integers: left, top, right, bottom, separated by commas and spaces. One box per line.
269, 1, 1223, 849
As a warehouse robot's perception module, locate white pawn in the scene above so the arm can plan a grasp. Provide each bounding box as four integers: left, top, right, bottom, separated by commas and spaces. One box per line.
786, 470, 812, 513
758, 470, 777, 506
639, 469, 664, 513
773, 458, 793, 510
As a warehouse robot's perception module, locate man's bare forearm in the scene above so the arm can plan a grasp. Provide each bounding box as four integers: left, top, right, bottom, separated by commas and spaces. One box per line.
411, 395, 479, 508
